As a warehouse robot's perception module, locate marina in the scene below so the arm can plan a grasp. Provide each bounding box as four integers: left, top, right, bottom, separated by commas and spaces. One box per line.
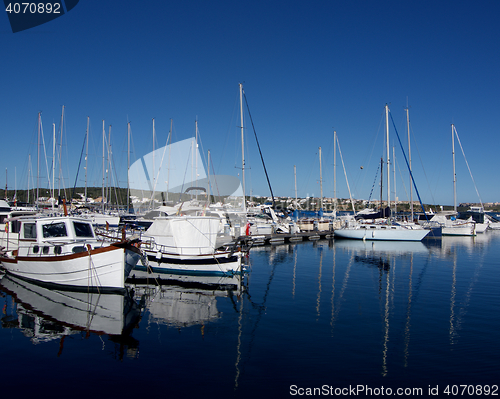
0, 230, 499, 397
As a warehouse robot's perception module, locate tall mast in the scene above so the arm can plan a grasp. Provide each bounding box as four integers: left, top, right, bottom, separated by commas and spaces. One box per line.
107, 124, 112, 207
28, 154, 31, 204
385, 104, 391, 213
239, 83, 246, 213
152, 118, 155, 206
102, 120, 105, 213
58, 105, 64, 197
85, 116, 89, 204
207, 150, 211, 206
333, 130, 337, 216
37, 112, 41, 209
406, 106, 413, 220
195, 119, 198, 200
4, 168, 7, 200
166, 119, 172, 203
393, 145, 397, 214
294, 165, 297, 210
452, 123, 457, 212
380, 157, 383, 211
319, 146, 323, 212
127, 121, 131, 213
52, 122, 56, 210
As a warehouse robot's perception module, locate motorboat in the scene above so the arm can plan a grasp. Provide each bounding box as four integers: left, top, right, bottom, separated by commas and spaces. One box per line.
138, 215, 244, 276
0, 215, 142, 292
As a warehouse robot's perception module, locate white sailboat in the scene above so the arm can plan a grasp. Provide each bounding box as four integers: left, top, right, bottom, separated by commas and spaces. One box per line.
426, 124, 480, 237
334, 105, 430, 241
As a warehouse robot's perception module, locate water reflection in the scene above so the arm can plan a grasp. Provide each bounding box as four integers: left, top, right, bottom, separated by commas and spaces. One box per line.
0, 273, 143, 358
0, 232, 497, 395
126, 271, 244, 329
328, 238, 426, 377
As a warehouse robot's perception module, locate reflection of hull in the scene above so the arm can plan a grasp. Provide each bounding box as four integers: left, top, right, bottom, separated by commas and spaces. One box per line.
334, 238, 429, 254
334, 225, 429, 241
128, 272, 242, 328
0, 274, 141, 337
128, 269, 242, 291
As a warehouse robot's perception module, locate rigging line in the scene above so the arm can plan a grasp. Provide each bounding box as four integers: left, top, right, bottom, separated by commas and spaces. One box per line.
70, 132, 87, 203
353, 112, 384, 197
209, 155, 222, 201
148, 130, 171, 207
367, 162, 380, 204
452, 125, 483, 207
242, 92, 275, 207
389, 113, 428, 220
336, 134, 356, 214
395, 155, 410, 203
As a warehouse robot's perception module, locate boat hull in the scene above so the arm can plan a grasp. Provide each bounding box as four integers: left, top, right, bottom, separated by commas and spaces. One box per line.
0, 244, 141, 293
138, 249, 243, 276
441, 224, 476, 236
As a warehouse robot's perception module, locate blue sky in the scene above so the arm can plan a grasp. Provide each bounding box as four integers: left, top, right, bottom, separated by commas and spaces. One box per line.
1, 0, 499, 206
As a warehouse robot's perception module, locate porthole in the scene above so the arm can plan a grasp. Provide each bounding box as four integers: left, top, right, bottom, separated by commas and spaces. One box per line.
72, 246, 86, 254
43, 246, 49, 254
32, 245, 39, 254
54, 246, 62, 255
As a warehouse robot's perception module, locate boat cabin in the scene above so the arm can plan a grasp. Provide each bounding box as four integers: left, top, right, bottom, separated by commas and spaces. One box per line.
20, 216, 96, 242
13, 216, 100, 257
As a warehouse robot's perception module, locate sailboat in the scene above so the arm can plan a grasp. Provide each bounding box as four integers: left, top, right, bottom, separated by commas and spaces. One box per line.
334, 105, 430, 241
425, 124, 477, 236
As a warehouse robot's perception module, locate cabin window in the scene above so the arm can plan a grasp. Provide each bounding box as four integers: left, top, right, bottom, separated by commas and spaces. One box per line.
11, 220, 21, 233
73, 222, 94, 238
23, 223, 37, 239
43, 222, 68, 238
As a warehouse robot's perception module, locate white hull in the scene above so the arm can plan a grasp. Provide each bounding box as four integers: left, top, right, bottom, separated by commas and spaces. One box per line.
441, 224, 476, 236
2, 244, 141, 292
140, 249, 242, 276
334, 224, 430, 241
140, 215, 244, 275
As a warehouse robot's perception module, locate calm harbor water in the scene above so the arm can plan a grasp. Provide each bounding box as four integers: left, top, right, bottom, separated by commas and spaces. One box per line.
1, 231, 499, 398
